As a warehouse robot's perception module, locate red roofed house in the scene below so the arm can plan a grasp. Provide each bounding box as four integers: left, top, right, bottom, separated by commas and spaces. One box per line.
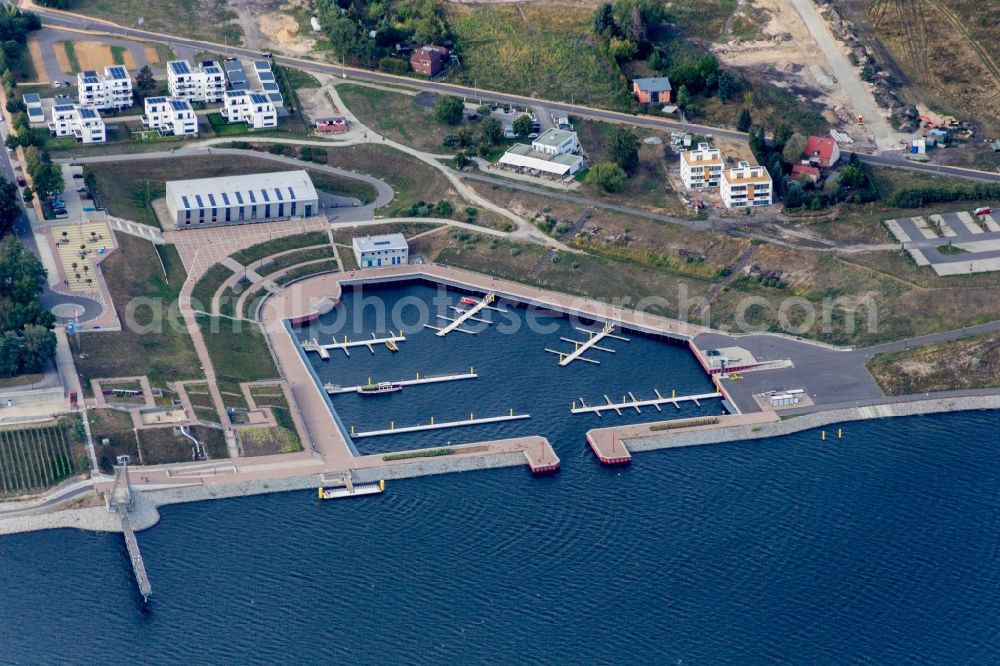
410, 45, 449, 77
791, 164, 821, 184
804, 135, 841, 169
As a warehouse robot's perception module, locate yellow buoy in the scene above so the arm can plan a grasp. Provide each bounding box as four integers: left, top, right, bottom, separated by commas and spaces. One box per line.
317, 487, 323, 498
838, 428, 842, 439
821, 430, 826, 441
430, 416, 435, 425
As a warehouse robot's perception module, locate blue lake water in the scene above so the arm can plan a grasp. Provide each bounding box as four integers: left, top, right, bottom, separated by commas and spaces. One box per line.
2, 283, 999, 663
293, 281, 722, 455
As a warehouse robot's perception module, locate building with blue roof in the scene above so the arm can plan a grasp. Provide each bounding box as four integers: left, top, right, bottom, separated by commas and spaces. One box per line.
142, 96, 198, 136
168, 59, 226, 104
48, 104, 106, 143
77, 65, 133, 110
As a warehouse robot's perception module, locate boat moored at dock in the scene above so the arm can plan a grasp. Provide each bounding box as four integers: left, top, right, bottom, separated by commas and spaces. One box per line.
357, 382, 403, 395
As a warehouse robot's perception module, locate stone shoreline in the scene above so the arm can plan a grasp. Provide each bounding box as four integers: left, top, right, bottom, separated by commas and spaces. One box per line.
0, 450, 528, 536
625, 395, 1000, 453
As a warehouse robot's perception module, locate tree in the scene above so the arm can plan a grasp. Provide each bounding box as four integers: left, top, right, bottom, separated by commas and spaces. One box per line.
19, 324, 55, 373
717, 72, 739, 102
0, 178, 19, 236
609, 37, 637, 62
586, 162, 626, 192
749, 125, 766, 162
512, 114, 534, 137
737, 108, 752, 132
782, 178, 805, 208
31, 164, 63, 199
433, 95, 464, 125
20, 185, 32, 204
773, 123, 792, 151
782, 132, 807, 165
676, 85, 690, 108
480, 117, 502, 146
622, 5, 645, 43
838, 163, 866, 188
606, 125, 639, 174
860, 65, 874, 82
136, 65, 156, 94
592, 3, 615, 37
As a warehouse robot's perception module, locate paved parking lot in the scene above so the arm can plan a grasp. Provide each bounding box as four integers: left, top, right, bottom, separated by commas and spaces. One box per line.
885, 209, 1000, 275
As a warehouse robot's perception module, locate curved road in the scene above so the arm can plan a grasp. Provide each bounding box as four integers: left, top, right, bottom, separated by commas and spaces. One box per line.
27, 5, 1000, 184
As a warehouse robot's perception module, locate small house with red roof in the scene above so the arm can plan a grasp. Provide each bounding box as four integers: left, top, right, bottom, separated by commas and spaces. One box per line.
804, 135, 841, 169
791, 164, 821, 184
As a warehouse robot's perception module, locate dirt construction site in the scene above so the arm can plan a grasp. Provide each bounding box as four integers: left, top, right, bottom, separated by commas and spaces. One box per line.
710, 0, 900, 152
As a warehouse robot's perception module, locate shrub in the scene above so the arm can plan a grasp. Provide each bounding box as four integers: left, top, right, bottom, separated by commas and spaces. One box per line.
586, 162, 626, 192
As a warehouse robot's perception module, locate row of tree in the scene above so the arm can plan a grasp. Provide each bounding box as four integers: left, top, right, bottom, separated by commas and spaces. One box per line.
318, 0, 449, 69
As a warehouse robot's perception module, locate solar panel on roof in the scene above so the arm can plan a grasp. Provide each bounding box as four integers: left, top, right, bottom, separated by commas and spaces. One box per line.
27, 108, 43, 117
82, 75, 99, 84
171, 100, 189, 111
258, 71, 275, 81
250, 93, 269, 104
262, 82, 279, 91
54, 104, 74, 112
231, 82, 249, 91
108, 66, 128, 79
83, 70, 98, 77
169, 61, 191, 75
79, 108, 97, 118
147, 96, 167, 103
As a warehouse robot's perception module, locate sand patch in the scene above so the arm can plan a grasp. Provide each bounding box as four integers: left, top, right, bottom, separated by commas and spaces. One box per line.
26, 37, 48, 82
75, 41, 133, 71
144, 45, 164, 65
258, 13, 300, 47
53, 42, 73, 74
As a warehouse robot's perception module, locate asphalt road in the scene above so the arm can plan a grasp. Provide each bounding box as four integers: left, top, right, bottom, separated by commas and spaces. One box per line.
31, 7, 1000, 184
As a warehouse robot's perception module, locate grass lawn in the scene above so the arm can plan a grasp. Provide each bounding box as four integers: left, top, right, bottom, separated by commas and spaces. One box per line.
71, 0, 242, 45
246, 386, 302, 454
867, 332, 1000, 395
274, 259, 341, 286
85, 155, 375, 228
88, 408, 139, 474
110, 45, 127, 66
138, 425, 227, 464
336, 84, 459, 152
191, 264, 235, 313
446, 3, 632, 111
75, 236, 202, 389
230, 231, 329, 265
60, 41, 81, 73
258, 246, 335, 274
197, 316, 279, 384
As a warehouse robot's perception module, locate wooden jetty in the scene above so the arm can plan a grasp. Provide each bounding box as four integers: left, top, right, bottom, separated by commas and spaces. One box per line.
325, 370, 478, 394
425, 292, 506, 337
572, 389, 722, 416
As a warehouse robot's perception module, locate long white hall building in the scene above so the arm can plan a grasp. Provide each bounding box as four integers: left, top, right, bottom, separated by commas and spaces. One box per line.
165, 170, 320, 228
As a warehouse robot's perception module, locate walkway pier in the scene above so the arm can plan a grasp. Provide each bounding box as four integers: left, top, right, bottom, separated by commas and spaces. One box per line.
572, 390, 722, 416
352, 411, 530, 438
586, 430, 632, 465
523, 438, 560, 473
302, 331, 406, 358
546, 322, 628, 366
429, 292, 503, 337
108, 456, 151, 602
324, 370, 478, 394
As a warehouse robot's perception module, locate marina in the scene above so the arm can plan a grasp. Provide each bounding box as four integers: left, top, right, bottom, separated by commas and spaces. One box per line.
302, 331, 407, 359
324, 371, 479, 394
545, 322, 629, 366
572, 390, 724, 415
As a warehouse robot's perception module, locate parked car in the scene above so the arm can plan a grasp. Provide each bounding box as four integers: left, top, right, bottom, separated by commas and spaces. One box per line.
15, 176, 25, 187
63, 80, 71, 87
52, 80, 60, 87
75, 186, 87, 193
72, 173, 84, 179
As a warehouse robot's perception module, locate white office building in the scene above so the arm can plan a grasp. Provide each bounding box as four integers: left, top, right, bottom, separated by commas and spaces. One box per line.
720, 161, 773, 209
77, 65, 133, 110
680, 142, 724, 190
48, 104, 106, 144
222, 90, 277, 129
168, 60, 226, 104
165, 170, 319, 229
352, 234, 409, 268
498, 128, 584, 178
142, 97, 198, 136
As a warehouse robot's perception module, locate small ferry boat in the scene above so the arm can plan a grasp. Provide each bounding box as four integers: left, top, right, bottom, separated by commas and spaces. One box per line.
357, 381, 402, 395
460, 297, 478, 305
385, 339, 399, 352
318, 480, 385, 500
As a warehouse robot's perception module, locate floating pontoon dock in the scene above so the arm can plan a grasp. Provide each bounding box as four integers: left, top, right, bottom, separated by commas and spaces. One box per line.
352, 411, 530, 438
545, 322, 628, 366
572, 389, 722, 415
324, 370, 478, 394
424, 292, 506, 337
302, 331, 406, 358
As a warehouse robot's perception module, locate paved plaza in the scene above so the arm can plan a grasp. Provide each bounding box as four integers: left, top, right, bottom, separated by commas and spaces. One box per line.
885, 209, 1000, 275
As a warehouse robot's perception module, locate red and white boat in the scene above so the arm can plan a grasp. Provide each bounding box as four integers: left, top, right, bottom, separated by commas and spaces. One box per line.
460, 297, 478, 305
357, 381, 402, 395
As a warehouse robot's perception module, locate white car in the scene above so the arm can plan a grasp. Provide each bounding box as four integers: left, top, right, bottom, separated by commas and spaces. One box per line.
52, 81, 61, 87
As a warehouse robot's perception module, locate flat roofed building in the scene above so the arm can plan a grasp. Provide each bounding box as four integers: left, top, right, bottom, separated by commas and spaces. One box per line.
77, 65, 133, 110
142, 97, 198, 136
23, 93, 44, 123
48, 104, 106, 143
222, 90, 278, 129
165, 170, 319, 229
497, 128, 584, 178
167, 59, 226, 104
680, 142, 724, 190
720, 161, 773, 209
352, 233, 408, 268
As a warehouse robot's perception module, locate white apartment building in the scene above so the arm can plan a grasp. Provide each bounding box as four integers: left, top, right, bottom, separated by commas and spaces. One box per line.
222, 90, 277, 129
168, 60, 226, 104
142, 97, 198, 136
498, 128, 584, 178
679, 143, 724, 190
720, 161, 773, 209
48, 104, 106, 144
77, 65, 133, 110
